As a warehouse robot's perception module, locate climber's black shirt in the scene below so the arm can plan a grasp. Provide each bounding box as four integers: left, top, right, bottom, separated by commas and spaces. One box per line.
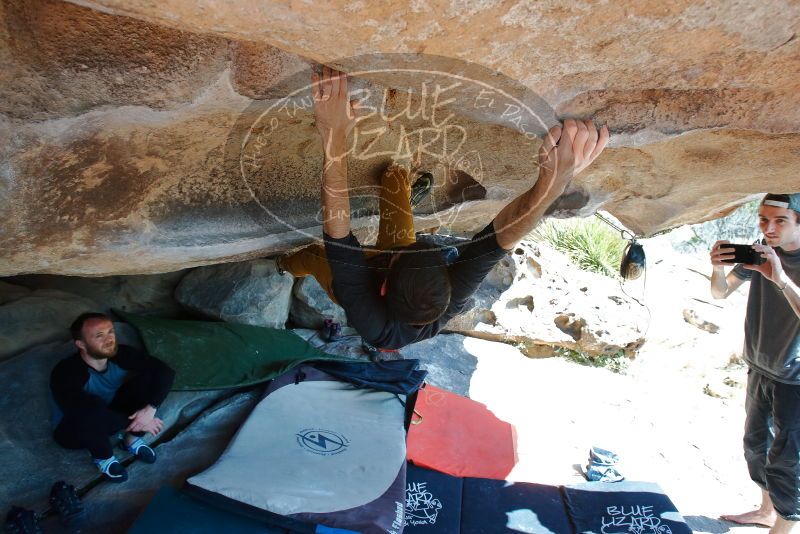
323, 221, 508, 349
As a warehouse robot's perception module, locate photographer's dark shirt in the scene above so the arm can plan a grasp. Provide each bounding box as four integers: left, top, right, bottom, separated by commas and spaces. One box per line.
323, 221, 508, 350
733, 247, 800, 384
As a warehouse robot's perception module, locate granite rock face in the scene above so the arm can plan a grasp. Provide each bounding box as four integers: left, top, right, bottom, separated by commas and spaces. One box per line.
9, 271, 186, 317
174, 259, 292, 328
0, 289, 100, 361
0, 280, 31, 304
0, 271, 186, 361
290, 276, 348, 330
1, 0, 799, 276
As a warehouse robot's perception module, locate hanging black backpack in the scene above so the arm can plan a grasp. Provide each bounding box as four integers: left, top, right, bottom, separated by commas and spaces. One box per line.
620, 240, 646, 280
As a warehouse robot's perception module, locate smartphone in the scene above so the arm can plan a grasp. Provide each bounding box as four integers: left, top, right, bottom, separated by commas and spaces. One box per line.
720, 244, 763, 265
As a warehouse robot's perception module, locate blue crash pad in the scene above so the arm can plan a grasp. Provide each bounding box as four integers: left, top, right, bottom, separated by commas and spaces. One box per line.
564, 481, 692, 534
129, 486, 283, 534
460, 478, 572, 534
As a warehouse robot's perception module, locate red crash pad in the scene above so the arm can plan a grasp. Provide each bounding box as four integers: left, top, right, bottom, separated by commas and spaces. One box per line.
407, 384, 518, 480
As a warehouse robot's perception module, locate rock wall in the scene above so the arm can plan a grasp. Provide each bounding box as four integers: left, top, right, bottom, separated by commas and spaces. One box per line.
1, 0, 798, 275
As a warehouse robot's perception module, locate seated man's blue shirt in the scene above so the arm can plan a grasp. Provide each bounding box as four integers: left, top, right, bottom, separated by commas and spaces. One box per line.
50, 362, 128, 427
84, 362, 129, 405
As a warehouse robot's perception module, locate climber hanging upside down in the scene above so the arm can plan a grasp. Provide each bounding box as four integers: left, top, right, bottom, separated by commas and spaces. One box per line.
279, 66, 609, 351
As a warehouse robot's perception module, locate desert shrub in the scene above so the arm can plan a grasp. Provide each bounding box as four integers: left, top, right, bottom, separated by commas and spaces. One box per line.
532, 217, 627, 278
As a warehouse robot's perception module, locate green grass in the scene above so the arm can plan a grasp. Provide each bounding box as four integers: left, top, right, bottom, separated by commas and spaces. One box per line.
532, 217, 627, 278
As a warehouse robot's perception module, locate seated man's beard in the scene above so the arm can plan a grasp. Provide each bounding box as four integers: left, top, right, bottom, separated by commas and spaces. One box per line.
85, 341, 118, 360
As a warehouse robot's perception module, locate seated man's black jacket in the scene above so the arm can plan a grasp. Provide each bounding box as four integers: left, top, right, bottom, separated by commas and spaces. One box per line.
50, 345, 175, 417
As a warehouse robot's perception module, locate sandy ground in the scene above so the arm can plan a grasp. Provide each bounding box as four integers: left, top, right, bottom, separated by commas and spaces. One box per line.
462, 233, 764, 533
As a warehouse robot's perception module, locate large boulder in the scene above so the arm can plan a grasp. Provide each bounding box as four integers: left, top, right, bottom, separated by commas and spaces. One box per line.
293, 327, 479, 397
8, 271, 186, 317
175, 259, 292, 328
0, 268, 188, 361
400, 334, 479, 397
293, 327, 364, 359
289, 276, 347, 329
1, 0, 799, 276
0, 280, 31, 304
0, 289, 100, 361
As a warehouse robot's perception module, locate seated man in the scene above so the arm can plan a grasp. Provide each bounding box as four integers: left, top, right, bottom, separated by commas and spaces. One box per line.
281, 67, 609, 351
50, 313, 175, 482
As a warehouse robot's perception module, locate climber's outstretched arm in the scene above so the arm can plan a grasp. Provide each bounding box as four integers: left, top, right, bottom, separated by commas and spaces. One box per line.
312, 66, 359, 239
492, 119, 609, 250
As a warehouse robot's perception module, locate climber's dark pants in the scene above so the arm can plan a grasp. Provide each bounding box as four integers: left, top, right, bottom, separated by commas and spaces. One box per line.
744, 368, 800, 520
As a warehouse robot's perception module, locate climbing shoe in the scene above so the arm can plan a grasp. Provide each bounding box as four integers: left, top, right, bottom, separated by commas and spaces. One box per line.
322, 319, 342, 342
4, 506, 41, 534
123, 438, 157, 464
94, 456, 128, 483
410, 172, 434, 208
49, 481, 85, 526
584, 446, 624, 482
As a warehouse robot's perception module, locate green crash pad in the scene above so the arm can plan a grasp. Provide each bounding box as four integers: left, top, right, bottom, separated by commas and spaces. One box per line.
119, 312, 350, 391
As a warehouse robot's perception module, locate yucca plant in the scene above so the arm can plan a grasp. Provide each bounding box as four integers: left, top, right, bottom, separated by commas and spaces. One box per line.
532, 217, 627, 278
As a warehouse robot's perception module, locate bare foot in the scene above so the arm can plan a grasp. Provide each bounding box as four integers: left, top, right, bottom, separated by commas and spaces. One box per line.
720, 509, 777, 528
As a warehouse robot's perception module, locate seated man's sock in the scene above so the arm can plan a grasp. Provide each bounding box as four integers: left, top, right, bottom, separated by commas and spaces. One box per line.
93, 456, 128, 483
123, 435, 156, 464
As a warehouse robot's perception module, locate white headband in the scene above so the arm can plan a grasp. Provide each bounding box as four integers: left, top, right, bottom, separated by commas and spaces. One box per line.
764, 200, 790, 209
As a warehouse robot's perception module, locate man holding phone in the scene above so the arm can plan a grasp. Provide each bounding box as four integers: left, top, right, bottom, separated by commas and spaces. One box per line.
710, 193, 800, 533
